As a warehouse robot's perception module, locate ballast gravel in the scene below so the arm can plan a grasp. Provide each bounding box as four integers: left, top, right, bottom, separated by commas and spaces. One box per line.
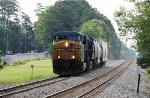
8, 60, 125, 98
95, 61, 150, 98
2, 60, 150, 98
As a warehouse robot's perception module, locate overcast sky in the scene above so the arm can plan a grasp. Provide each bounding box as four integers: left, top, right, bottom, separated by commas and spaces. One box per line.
17, 0, 134, 47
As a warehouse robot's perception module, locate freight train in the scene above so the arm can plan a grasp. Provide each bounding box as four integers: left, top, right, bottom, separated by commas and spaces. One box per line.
52, 31, 107, 75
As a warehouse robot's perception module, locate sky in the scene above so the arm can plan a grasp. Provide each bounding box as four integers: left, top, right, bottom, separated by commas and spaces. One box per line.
17, 0, 134, 47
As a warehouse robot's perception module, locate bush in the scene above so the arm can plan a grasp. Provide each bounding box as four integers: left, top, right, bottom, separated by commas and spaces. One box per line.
0, 50, 3, 55
12, 61, 26, 66
0, 50, 4, 70
147, 67, 150, 73
137, 57, 150, 69
0, 60, 7, 70
33, 58, 41, 61
3, 61, 7, 65
0, 64, 4, 70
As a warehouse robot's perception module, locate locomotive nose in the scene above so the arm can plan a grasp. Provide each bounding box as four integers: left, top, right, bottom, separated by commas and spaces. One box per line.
53, 40, 81, 60
53, 40, 82, 75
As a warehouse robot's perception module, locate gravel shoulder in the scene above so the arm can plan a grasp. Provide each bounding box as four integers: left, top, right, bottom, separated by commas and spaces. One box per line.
95, 61, 150, 98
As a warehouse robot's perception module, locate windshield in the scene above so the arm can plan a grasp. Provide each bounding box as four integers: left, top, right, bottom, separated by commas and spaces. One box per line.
53, 35, 81, 43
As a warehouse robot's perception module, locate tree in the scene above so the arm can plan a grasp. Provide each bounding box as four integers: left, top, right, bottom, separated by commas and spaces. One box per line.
34, 3, 44, 16
80, 19, 106, 39
80, 19, 123, 59
0, 26, 9, 52
0, 50, 4, 70
0, 0, 39, 54
0, 0, 19, 27
36, 0, 105, 50
0, 0, 21, 54
8, 21, 22, 53
21, 13, 35, 53
114, 0, 150, 66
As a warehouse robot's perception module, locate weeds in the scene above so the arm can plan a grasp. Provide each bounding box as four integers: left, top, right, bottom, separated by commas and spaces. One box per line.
10, 58, 47, 66
12, 61, 26, 66
147, 67, 150, 73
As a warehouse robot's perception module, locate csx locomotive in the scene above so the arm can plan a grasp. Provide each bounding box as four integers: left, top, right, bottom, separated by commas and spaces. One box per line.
52, 31, 107, 75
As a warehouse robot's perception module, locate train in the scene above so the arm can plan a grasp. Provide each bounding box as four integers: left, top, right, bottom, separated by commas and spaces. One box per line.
52, 31, 107, 75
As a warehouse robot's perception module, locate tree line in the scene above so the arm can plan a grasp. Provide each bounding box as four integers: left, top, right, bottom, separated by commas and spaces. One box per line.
114, 0, 149, 67
0, 0, 136, 60
0, 0, 42, 54
36, 0, 136, 59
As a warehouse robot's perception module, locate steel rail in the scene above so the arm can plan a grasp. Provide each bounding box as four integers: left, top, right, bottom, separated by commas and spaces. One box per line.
0, 60, 118, 98
43, 60, 129, 98
76, 61, 133, 98
0, 76, 70, 98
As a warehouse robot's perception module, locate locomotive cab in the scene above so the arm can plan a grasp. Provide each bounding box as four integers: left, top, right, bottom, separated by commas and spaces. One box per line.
52, 32, 83, 75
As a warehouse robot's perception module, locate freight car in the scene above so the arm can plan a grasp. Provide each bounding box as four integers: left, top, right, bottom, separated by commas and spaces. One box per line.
52, 31, 107, 75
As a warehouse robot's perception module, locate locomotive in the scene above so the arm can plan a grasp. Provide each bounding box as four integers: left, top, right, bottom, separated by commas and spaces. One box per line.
52, 31, 107, 75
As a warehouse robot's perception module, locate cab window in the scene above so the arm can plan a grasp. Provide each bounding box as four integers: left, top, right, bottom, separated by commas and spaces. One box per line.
53, 35, 82, 42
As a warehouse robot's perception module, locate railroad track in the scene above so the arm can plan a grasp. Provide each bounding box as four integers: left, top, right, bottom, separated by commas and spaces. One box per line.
43, 60, 133, 98
77, 61, 133, 98
0, 60, 119, 98
0, 76, 70, 98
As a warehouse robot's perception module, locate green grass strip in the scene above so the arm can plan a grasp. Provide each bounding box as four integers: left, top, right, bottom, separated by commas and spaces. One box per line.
0, 58, 57, 85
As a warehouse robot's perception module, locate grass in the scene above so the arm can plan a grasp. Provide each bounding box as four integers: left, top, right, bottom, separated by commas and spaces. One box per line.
146, 67, 150, 79
0, 58, 57, 85
148, 74, 150, 79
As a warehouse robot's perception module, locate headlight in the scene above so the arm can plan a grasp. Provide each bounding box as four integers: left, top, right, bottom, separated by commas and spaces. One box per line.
65, 42, 68, 47
58, 56, 60, 58
72, 55, 75, 59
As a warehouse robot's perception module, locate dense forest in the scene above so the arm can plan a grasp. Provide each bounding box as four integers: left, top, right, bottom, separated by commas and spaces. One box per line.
0, 0, 136, 60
